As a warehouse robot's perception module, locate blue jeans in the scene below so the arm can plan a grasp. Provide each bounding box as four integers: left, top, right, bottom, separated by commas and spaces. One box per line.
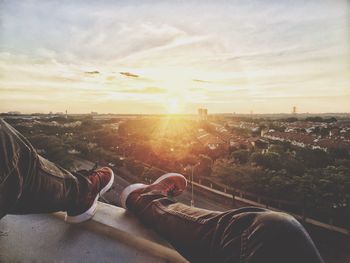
0, 119, 324, 262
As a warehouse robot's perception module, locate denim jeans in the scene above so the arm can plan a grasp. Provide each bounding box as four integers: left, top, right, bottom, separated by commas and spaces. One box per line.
127, 192, 324, 263
0, 119, 324, 262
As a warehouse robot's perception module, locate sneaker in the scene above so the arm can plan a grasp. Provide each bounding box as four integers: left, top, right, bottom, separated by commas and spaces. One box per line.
65, 167, 114, 223
120, 173, 187, 209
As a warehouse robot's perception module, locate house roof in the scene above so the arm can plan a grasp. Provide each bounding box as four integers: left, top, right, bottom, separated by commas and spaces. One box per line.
264, 131, 350, 150
197, 133, 225, 145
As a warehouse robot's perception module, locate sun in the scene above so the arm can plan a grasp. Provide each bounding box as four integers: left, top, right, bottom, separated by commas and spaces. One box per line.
167, 98, 181, 114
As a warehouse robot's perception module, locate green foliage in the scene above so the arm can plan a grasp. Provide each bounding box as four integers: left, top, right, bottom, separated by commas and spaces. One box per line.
28, 134, 73, 169
295, 148, 331, 168
250, 152, 282, 170
211, 159, 236, 178
329, 147, 349, 160
285, 117, 298, 122
11, 116, 349, 218
283, 157, 305, 176
268, 145, 285, 155
231, 150, 250, 164
305, 116, 324, 122
180, 154, 198, 166
194, 154, 213, 177
304, 116, 337, 123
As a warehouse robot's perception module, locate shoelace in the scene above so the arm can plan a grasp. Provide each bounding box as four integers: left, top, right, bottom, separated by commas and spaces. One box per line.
74, 162, 98, 177
74, 169, 103, 193
163, 183, 177, 195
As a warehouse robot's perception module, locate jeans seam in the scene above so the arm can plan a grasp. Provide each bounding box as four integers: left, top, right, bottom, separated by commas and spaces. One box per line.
240, 228, 249, 263
0, 166, 16, 185
153, 201, 208, 224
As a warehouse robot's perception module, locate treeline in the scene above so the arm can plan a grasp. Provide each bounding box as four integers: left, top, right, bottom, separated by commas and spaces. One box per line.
9, 117, 124, 169
210, 144, 350, 216
7, 117, 350, 223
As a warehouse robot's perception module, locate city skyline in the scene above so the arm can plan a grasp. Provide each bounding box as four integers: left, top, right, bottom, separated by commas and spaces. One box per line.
1, 0, 349, 114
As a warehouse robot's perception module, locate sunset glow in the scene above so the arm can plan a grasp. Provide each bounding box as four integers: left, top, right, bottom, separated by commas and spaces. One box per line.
167, 99, 181, 114
0, 0, 349, 114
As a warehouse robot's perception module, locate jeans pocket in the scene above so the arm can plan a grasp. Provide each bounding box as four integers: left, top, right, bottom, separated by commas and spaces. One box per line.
38, 155, 71, 179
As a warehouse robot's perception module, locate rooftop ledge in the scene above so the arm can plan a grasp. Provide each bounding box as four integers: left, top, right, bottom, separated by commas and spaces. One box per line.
0, 202, 188, 263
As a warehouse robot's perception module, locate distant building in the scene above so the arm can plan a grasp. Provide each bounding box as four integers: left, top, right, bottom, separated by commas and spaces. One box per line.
91, 112, 98, 115
260, 127, 269, 137
198, 108, 208, 120
292, 106, 297, 114
7, 111, 21, 115
250, 138, 269, 150
197, 133, 225, 150
68, 149, 81, 155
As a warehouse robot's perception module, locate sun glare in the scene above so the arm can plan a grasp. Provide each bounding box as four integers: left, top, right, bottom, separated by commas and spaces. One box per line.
167, 98, 181, 114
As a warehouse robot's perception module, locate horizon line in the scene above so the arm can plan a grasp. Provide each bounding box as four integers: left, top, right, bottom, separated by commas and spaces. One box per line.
1, 112, 350, 116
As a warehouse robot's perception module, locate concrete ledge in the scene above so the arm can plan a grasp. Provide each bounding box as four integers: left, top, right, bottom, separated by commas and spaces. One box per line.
0, 202, 188, 263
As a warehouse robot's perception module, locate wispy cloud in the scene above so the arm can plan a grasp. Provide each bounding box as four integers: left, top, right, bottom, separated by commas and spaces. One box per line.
120, 86, 167, 94
193, 79, 211, 83
0, 0, 349, 113
120, 72, 139, 78
85, 70, 100, 75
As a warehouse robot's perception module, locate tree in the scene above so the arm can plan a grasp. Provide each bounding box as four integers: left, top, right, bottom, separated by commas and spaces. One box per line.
211, 158, 235, 178
283, 158, 305, 176
329, 147, 349, 160
296, 148, 331, 168
285, 117, 298, 123
268, 145, 285, 155
29, 134, 73, 169
118, 122, 128, 137
180, 154, 198, 166
305, 116, 323, 122
194, 154, 213, 177
231, 150, 250, 164
250, 152, 282, 170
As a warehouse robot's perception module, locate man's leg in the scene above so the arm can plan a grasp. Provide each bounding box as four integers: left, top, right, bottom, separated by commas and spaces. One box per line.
0, 119, 113, 223
121, 173, 324, 263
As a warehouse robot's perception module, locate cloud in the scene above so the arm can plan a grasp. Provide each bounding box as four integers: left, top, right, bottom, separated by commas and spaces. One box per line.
106, 76, 116, 81
120, 72, 139, 78
85, 70, 100, 75
193, 79, 211, 83
120, 87, 167, 94
1, 1, 349, 113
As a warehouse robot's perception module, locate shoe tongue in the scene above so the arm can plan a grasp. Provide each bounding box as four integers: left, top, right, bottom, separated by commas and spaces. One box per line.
140, 189, 167, 197
74, 170, 91, 177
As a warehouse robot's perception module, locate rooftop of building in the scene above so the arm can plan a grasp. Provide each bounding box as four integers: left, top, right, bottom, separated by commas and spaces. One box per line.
0, 202, 188, 263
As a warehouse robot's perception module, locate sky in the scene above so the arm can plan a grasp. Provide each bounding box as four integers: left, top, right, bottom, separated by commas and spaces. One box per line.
0, 0, 349, 114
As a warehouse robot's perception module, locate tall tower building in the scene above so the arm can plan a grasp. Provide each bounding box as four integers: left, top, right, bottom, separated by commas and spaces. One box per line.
292, 106, 297, 114
198, 108, 208, 120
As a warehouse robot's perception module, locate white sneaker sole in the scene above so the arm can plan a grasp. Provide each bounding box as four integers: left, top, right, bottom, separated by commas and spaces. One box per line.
120, 183, 147, 209
65, 169, 114, 224
120, 173, 187, 209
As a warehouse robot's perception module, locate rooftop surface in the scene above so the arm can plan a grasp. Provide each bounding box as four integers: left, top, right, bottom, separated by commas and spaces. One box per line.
0, 202, 188, 263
